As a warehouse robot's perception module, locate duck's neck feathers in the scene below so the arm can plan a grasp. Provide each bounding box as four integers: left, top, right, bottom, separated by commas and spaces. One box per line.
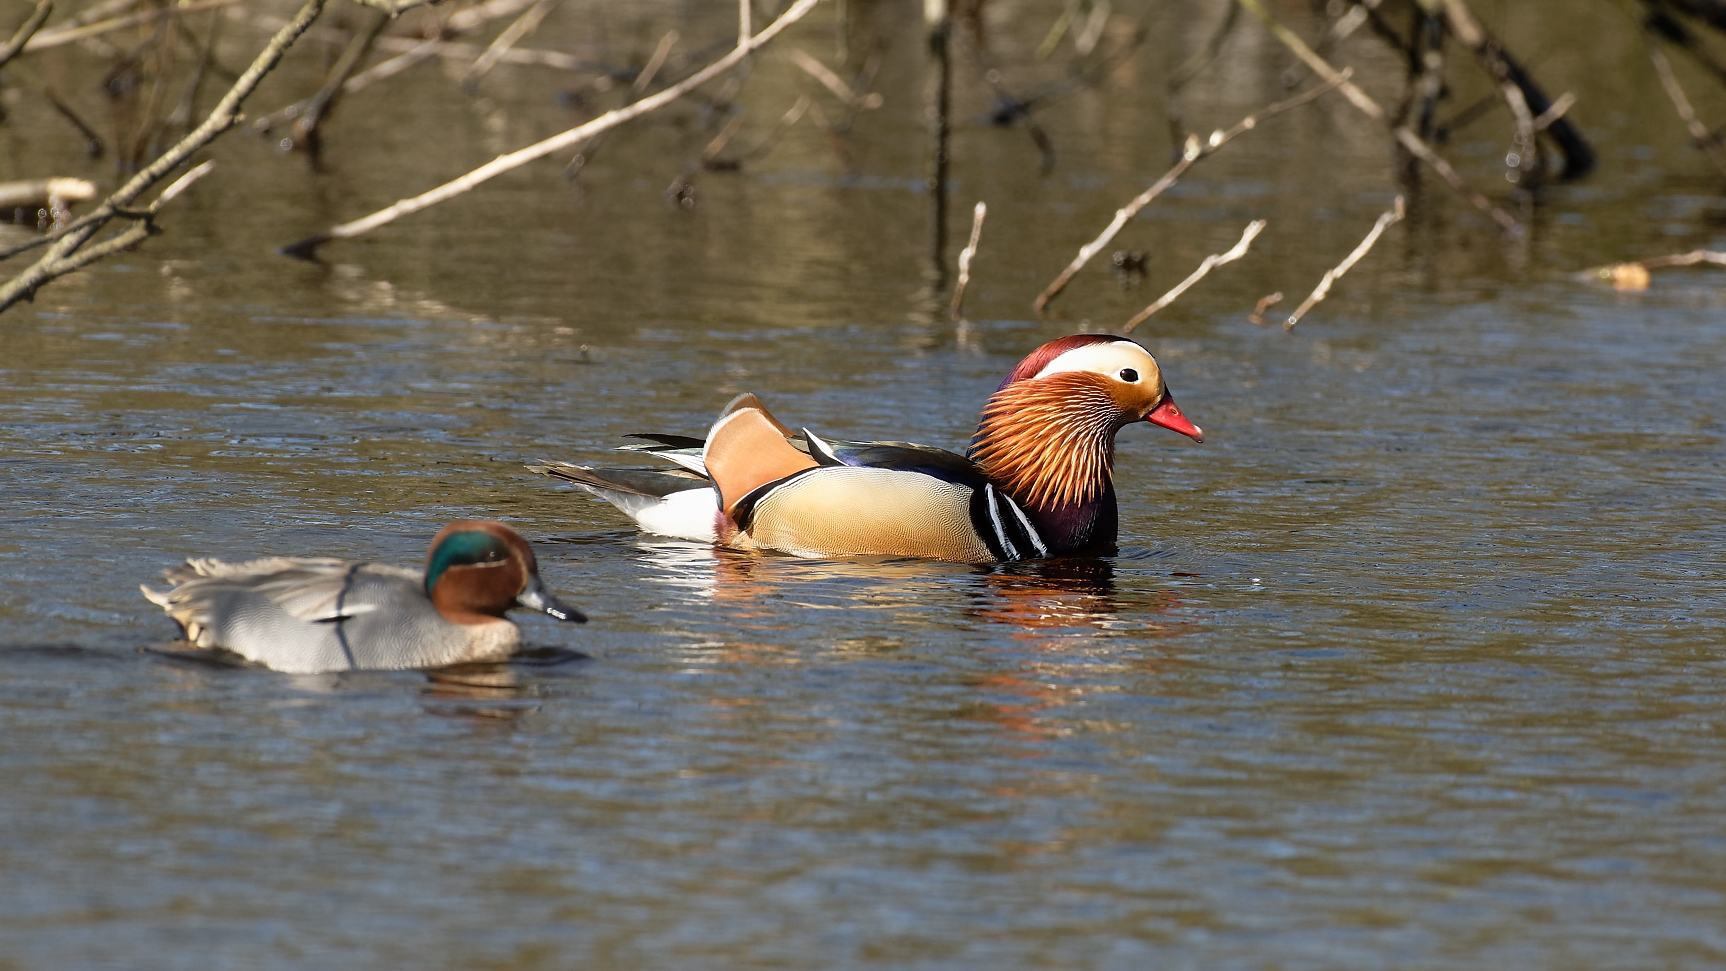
968, 375, 1122, 549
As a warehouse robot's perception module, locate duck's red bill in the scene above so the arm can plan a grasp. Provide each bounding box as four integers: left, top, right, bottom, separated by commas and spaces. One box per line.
1146, 395, 1204, 442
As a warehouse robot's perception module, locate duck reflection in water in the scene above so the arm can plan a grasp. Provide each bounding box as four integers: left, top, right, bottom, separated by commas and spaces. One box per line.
963, 556, 1195, 744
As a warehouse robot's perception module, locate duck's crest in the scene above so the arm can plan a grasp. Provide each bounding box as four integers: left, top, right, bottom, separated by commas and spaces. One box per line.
996, 334, 1128, 391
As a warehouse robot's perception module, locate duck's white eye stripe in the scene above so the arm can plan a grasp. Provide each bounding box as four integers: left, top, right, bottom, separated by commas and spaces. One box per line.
1032, 340, 1155, 381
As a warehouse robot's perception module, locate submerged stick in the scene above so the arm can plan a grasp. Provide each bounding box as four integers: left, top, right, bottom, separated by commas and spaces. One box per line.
1, 0, 325, 313
1122, 219, 1266, 332
1033, 71, 1346, 313
950, 201, 987, 321
280, 0, 825, 257
1437, 0, 1595, 179
1233, 0, 1519, 236
1284, 197, 1404, 330
293, 8, 390, 158
1582, 249, 1726, 290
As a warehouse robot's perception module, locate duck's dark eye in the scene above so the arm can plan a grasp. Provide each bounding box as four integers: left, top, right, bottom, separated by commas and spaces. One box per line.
482, 548, 506, 562
1119, 368, 1140, 382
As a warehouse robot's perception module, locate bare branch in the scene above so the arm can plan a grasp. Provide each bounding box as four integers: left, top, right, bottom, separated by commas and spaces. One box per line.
1033, 70, 1346, 313
790, 49, 883, 109
1645, 33, 1726, 179
1233, 0, 1520, 236
280, 0, 826, 256
0, 0, 52, 70
1248, 291, 1284, 326
1436, 0, 1595, 178
23, 0, 241, 53
1122, 219, 1266, 332
461, 0, 558, 93
1, 0, 326, 313
950, 202, 987, 321
1532, 92, 1575, 131
1285, 197, 1404, 330
345, 0, 446, 13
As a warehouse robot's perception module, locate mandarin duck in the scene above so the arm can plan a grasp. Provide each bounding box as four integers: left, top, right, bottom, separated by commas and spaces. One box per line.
141, 520, 584, 673
530, 335, 1203, 563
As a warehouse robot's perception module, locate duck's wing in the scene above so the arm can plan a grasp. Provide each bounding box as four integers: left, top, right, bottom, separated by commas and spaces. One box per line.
800, 428, 989, 487
142, 558, 410, 630
703, 396, 818, 518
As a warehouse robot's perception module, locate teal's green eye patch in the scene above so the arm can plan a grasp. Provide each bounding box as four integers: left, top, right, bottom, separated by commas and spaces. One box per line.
425, 531, 512, 595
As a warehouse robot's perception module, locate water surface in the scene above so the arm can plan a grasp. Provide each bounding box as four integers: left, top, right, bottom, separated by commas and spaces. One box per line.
1, 1, 1723, 967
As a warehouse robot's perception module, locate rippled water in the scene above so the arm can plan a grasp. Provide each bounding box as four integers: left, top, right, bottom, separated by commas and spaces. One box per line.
2, 0, 1724, 967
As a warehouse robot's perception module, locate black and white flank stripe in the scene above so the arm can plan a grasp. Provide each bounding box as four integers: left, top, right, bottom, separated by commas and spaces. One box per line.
969, 483, 1049, 562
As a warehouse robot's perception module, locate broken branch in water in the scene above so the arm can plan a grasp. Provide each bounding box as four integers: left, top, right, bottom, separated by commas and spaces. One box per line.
1232, 0, 1520, 236
1248, 291, 1284, 326
1033, 70, 1346, 313
279, 0, 825, 257
291, 8, 390, 159
950, 201, 987, 321
1122, 219, 1266, 332
1436, 0, 1596, 179
1283, 196, 1405, 330
0, 0, 325, 314
0, 0, 52, 71
1582, 249, 1726, 290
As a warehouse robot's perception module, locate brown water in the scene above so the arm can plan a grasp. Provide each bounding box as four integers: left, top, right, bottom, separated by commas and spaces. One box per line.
2, 1, 1725, 967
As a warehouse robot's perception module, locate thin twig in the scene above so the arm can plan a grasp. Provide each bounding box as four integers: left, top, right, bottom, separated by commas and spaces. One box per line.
1, 0, 326, 313
1645, 34, 1726, 178
950, 201, 987, 321
1285, 197, 1404, 330
1033, 70, 1347, 313
461, 0, 557, 93
634, 30, 679, 95
1233, 0, 1520, 236
739, 0, 751, 49
292, 8, 390, 157
22, 0, 242, 52
1166, 0, 1238, 94
790, 48, 883, 109
251, 0, 547, 134
280, 0, 825, 257
1532, 92, 1575, 131
1122, 220, 1266, 332
345, 0, 445, 13
1248, 291, 1284, 326
0, 0, 52, 70
1437, 0, 1594, 179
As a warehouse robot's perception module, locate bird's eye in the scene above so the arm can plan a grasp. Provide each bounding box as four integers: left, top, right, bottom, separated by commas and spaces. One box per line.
483, 549, 506, 562
1118, 368, 1140, 382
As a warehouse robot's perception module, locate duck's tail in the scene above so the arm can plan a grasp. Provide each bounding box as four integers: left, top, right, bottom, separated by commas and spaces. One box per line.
527, 463, 720, 543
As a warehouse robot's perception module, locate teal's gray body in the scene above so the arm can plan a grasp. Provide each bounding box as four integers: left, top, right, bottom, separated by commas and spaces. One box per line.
142, 557, 520, 674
